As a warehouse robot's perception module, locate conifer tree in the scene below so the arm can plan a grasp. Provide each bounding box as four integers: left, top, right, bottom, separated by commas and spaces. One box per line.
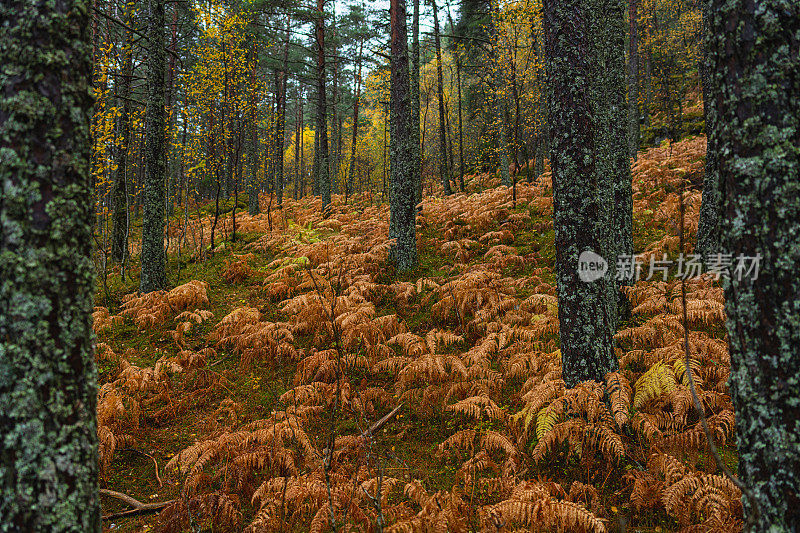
696, 0, 721, 260
315, 0, 331, 212
140, 0, 168, 293
544, 0, 620, 386
389, 0, 418, 271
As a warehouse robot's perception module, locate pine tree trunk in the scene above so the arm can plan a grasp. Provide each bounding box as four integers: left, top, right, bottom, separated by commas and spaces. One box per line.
315, 0, 331, 212
444, 0, 465, 190
111, 4, 134, 264
349, 38, 364, 203
411, 0, 422, 207
247, 39, 260, 216
313, 127, 320, 196
488, 0, 512, 188
431, 0, 452, 196
389, 0, 418, 271
544, 0, 618, 387
456, 55, 465, 190
0, 0, 100, 528
696, 1, 720, 260
140, 0, 167, 293
627, 0, 640, 160
329, 6, 340, 196
274, 22, 289, 210
597, 0, 633, 327
710, 1, 800, 528
248, 98, 260, 215
295, 87, 303, 201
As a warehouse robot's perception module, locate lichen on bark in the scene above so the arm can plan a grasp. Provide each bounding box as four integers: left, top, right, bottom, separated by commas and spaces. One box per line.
0, 0, 100, 529
544, 0, 621, 387
710, 0, 800, 528
388, 0, 419, 272
139, 0, 168, 293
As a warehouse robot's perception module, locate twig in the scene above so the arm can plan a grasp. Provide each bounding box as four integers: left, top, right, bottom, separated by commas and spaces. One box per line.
360, 403, 405, 440
100, 489, 174, 521
91, 6, 185, 69
122, 448, 163, 487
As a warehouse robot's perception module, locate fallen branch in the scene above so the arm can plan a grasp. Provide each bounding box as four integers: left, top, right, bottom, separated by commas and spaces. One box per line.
100, 488, 174, 521
360, 403, 404, 440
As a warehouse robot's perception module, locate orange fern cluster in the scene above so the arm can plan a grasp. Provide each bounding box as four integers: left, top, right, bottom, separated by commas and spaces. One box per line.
93, 137, 742, 532
119, 280, 210, 328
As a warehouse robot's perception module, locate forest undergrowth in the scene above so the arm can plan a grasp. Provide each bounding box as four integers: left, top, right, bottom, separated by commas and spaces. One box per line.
95, 135, 742, 532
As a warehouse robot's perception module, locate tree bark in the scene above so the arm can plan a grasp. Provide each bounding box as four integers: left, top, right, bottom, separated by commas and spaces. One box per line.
696, 1, 720, 260
389, 0, 418, 271
411, 0, 422, 207
488, 0, 512, 187
431, 0, 452, 196
111, 2, 134, 264
0, 0, 100, 528
710, 1, 800, 528
329, 5, 341, 196
274, 18, 290, 210
627, 0, 640, 160
544, 0, 618, 387
348, 38, 364, 204
248, 41, 260, 216
598, 0, 633, 327
315, 0, 331, 212
140, 0, 168, 293
295, 86, 303, 200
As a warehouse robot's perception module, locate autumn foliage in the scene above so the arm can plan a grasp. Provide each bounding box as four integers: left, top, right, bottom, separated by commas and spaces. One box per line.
94, 137, 741, 532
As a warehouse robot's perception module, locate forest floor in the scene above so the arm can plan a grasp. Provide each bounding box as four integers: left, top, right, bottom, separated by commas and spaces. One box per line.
95, 134, 742, 533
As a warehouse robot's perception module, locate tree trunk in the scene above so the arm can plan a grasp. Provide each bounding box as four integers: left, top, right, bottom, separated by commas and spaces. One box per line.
544, 0, 618, 387
488, 0, 512, 187
329, 5, 340, 196
313, 126, 320, 196
696, 1, 720, 260
140, 0, 168, 293
443, 0, 464, 191
295, 86, 303, 201
112, 3, 134, 264
627, 0, 640, 159
300, 94, 306, 198
274, 19, 290, 210
598, 0, 634, 327
431, 0, 452, 196
0, 0, 100, 528
411, 0, 422, 207
389, 0, 418, 270
710, 1, 800, 528
315, 0, 331, 212
348, 38, 364, 204
165, 2, 178, 218
274, 66, 286, 208
248, 42, 260, 216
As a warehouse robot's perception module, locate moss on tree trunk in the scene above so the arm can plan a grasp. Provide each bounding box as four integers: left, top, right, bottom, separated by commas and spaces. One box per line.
544, 0, 622, 387
389, 0, 418, 272
710, 0, 800, 528
140, 0, 168, 293
0, 0, 100, 529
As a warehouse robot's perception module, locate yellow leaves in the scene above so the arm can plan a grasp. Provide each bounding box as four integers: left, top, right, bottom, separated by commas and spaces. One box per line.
633, 362, 677, 409
673, 357, 702, 387
535, 405, 561, 441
